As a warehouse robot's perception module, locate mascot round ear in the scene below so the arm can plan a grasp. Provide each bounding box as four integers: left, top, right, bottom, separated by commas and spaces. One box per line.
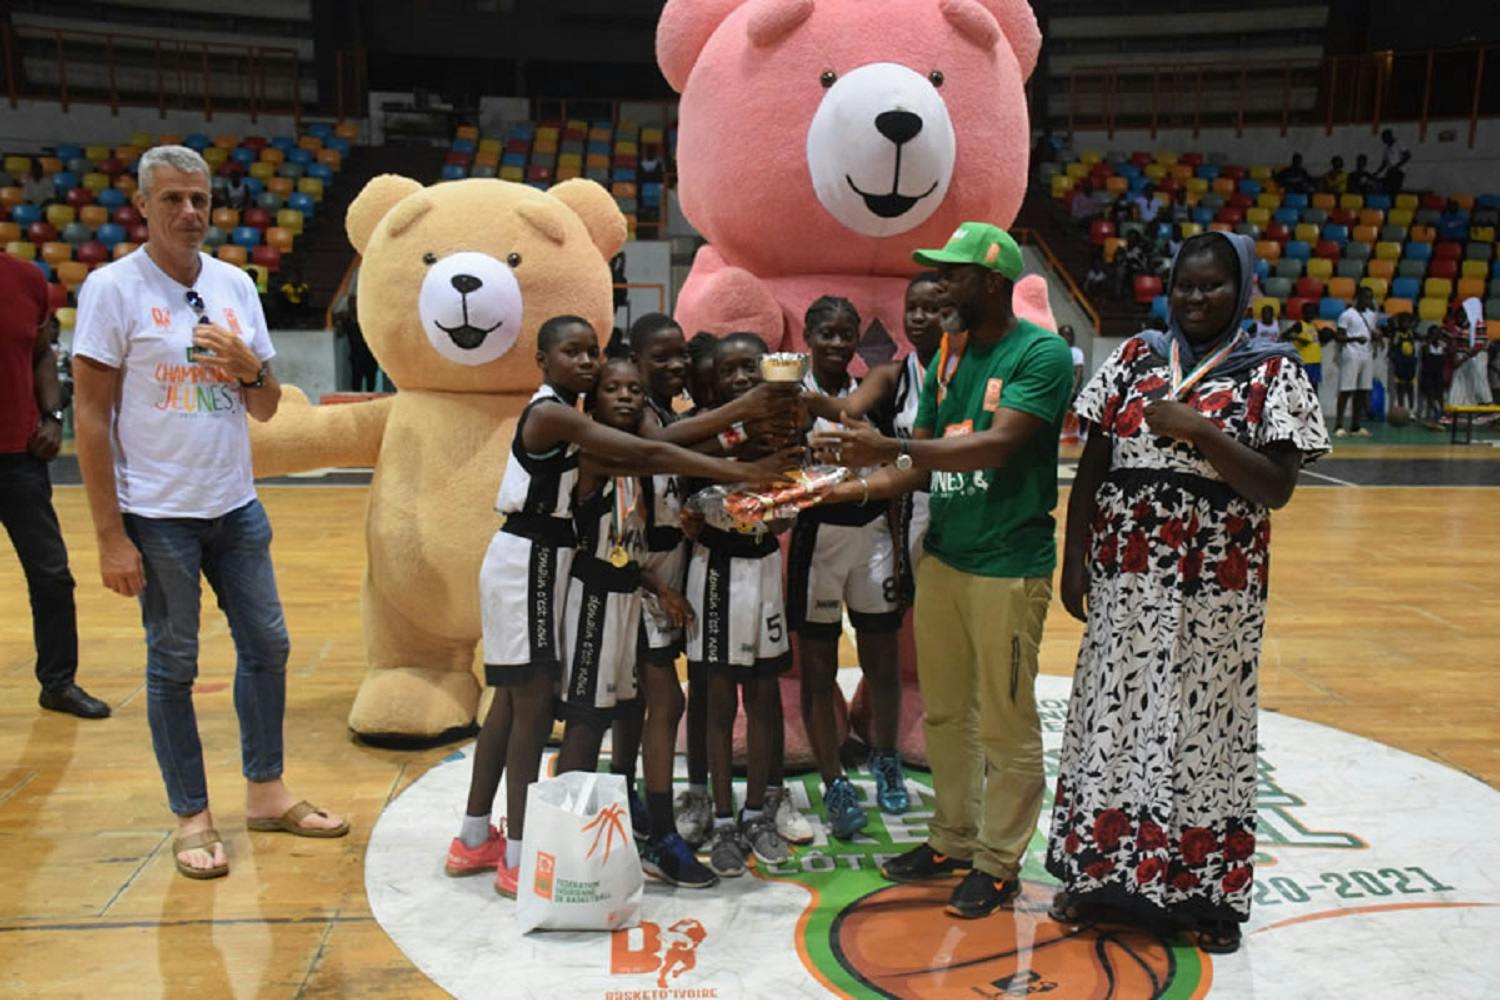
972, 0, 1042, 80
347, 174, 423, 254
548, 179, 628, 262
657, 0, 749, 93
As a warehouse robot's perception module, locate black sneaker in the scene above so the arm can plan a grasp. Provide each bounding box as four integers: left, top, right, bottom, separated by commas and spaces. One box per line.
945, 870, 1020, 919
640, 831, 719, 889
880, 842, 972, 883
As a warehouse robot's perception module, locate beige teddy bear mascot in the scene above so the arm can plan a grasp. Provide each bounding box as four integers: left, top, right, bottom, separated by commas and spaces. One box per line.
251, 176, 625, 745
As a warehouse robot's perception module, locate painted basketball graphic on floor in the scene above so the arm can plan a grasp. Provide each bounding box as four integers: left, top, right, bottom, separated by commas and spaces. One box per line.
365, 675, 1500, 998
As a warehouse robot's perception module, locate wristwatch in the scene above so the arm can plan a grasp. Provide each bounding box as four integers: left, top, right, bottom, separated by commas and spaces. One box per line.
43, 409, 63, 424
894, 438, 913, 471
240, 365, 268, 390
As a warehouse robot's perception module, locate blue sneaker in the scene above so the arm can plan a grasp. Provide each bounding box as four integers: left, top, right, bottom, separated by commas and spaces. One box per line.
824, 775, 868, 841
641, 831, 720, 889
628, 788, 650, 843
871, 750, 911, 815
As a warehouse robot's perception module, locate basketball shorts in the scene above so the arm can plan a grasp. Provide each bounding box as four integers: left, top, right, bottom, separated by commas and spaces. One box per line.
1339, 354, 1374, 392
788, 514, 901, 639
557, 555, 642, 721
638, 542, 688, 666
480, 528, 574, 686
684, 540, 791, 676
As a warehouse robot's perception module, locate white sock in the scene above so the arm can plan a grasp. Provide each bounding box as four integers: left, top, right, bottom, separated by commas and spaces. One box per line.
506, 838, 522, 868
713, 815, 735, 832
459, 814, 491, 849
740, 807, 764, 823
688, 782, 708, 796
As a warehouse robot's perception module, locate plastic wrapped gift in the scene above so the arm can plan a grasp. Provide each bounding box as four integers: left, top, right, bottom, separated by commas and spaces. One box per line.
686, 465, 849, 534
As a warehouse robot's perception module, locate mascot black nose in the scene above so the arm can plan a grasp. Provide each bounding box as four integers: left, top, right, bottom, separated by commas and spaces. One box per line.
451, 273, 483, 294
875, 110, 923, 145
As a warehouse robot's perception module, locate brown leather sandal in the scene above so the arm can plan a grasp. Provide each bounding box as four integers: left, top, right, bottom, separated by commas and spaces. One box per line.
173, 829, 229, 880
245, 800, 350, 838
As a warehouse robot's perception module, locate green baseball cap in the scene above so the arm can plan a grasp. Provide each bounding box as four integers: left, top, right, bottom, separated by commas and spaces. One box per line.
913, 222, 1022, 280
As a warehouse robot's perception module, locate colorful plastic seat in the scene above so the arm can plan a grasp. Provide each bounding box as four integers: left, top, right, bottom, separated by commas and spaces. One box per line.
57, 260, 90, 289
242, 207, 271, 230
287, 192, 315, 218
265, 226, 294, 252
76, 241, 108, 266
41, 241, 73, 265
61, 221, 92, 246
215, 243, 247, 265
5, 239, 36, 260
275, 208, 304, 234
1417, 297, 1447, 321
1319, 297, 1346, 320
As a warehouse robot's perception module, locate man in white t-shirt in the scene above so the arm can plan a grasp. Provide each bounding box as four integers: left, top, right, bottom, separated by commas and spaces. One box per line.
1334, 285, 1382, 437
72, 146, 347, 881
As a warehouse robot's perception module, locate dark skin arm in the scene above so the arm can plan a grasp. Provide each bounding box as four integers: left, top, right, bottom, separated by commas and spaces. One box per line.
1143, 400, 1303, 509
813, 405, 1049, 481
1060, 427, 1112, 622
524, 402, 794, 484
818, 425, 932, 505
639, 381, 802, 447
26, 324, 63, 461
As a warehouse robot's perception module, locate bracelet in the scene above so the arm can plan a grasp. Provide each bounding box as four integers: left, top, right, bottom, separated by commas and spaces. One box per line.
856, 475, 870, 506
717, 421, 747, 452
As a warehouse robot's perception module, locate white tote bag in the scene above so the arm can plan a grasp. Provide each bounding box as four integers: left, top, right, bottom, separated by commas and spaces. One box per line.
515, 771, 644, 934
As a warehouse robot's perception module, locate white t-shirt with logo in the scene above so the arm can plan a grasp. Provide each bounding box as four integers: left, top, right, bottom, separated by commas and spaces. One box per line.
1337, 307, 1380, 363
73, 249, 274, 518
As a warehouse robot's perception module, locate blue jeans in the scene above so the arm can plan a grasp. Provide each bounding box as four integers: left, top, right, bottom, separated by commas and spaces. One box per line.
124, 499, 289, 816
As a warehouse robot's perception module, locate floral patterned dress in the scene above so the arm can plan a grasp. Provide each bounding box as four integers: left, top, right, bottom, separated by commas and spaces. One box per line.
1045, 336, 1329, 924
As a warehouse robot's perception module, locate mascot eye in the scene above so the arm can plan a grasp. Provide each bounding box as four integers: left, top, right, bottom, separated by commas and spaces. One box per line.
422, 252, 437, 265
820, 69, 837, 88
507, 252, 523, 268
929, 69, 945, 87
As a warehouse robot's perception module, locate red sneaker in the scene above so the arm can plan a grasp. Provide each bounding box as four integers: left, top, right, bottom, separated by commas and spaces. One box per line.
445, 824, 504, 876
494, 855, 519, 898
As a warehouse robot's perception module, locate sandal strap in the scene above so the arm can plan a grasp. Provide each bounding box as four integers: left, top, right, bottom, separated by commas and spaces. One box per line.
174, 829, 223, 853
283, 800, 325, 826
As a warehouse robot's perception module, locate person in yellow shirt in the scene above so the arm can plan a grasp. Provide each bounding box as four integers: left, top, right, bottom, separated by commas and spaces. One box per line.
1286, 301, 1325, 391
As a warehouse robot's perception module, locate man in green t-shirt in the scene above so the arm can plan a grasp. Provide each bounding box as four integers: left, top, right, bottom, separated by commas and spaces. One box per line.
813, 223, 1073, 919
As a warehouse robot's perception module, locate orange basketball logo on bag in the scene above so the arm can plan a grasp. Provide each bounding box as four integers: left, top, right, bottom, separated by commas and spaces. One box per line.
610, 918, 709, 990
534, 851, 556, 899
582, 803, 629, 864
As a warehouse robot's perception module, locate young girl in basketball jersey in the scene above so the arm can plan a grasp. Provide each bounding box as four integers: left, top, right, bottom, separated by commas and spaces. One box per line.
798, 276, 945, 818
790, 296, 906, 840
446, 316, 790, 898
680, 332, 806, 878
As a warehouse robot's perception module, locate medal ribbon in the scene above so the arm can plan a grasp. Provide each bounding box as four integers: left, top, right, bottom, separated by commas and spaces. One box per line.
610, 476, 639, 549
935, 331, 967, 403
1169, 332, 1242, 400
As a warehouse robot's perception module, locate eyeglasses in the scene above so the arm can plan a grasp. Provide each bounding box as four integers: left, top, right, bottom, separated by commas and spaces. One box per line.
185, 289, 208, 324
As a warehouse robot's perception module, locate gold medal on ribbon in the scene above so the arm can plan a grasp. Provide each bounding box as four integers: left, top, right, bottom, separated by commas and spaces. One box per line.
609, 544, 629, 568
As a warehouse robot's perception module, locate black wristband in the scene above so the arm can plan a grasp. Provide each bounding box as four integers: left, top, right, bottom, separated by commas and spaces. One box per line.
240, 365, 268, 390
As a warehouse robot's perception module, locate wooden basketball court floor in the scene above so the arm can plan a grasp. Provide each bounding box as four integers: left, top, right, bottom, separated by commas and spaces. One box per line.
2, 450, 1498, 998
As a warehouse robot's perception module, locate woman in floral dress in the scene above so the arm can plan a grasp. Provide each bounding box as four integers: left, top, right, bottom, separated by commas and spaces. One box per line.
1046, 232, 1330, 953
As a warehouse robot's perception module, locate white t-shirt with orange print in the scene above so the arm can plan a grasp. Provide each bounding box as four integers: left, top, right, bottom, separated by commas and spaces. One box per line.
73, 249, 274, 518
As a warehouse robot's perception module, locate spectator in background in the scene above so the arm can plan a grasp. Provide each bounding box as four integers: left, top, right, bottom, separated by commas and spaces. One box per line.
333, 266, 378, 392
1321, 156, 1347, 195
223, 172, 250, 213
1387, 312, 1419, 414
1083, 249, 1108, 299
1286, 301, 1324, 392
1274, 154, 1313, 195
1334, 285, 1382, 437
1251, 303, 1281, 341
1067, 180, 1097, 223
1112, 231, 1149, 301
638, 145, 665, 186
22, 160, 54, 207
1374, 129, 1410, 195
1418, 323, 1449, 427
275, 262, 311, 329
1134, 184, 1161, 225
0, 251, 110, 720
1168, 188, 1191, 225
1060, 325, 1086, 399
1108, 192, 1132, 232
1347, 154, 1376, 196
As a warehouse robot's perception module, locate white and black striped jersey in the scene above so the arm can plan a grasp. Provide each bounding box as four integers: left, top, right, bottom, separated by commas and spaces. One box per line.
496, 385, 580, 520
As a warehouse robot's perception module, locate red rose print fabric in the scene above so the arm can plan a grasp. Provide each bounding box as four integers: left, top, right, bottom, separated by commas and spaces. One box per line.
1045, 337, 1329, 923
